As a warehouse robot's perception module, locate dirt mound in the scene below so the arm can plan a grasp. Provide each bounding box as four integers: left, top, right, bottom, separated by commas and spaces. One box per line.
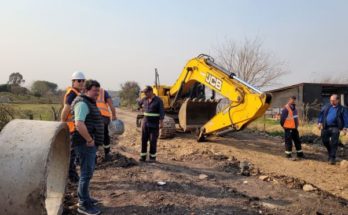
215, 157, 260, 177
216, 161, 240, 173
209, 154, 229, 161
97, 152, 138, 169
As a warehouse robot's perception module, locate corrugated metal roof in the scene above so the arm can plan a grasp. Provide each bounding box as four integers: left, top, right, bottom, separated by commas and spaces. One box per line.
267, 82, 348, 93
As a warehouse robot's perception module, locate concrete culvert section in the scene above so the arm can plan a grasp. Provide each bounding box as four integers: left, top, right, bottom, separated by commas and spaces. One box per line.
0, 120, 70, 215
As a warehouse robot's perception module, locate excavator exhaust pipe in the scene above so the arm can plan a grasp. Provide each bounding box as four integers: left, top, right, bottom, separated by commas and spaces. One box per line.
178, 99, 218, 132
0, 120, 70, 215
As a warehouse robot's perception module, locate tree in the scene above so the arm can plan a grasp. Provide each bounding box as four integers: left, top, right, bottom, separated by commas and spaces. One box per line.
7, 73, 25, 86
214, 38, 286, 89
31, 80, 58, 97
119, 81, 141, 107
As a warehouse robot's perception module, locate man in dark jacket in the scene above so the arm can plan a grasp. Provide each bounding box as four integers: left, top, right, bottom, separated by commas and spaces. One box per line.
138, 86, 165, 162
72, 79, 104, 215
318, 94, 348, 165
280, 96, 304, 159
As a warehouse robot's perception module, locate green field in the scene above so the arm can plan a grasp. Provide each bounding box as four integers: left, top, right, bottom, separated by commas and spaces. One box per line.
9, 103, 62, 121
0, 92, 62, 104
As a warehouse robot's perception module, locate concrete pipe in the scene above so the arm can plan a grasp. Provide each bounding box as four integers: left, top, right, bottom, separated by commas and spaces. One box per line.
0, 120, 70, 215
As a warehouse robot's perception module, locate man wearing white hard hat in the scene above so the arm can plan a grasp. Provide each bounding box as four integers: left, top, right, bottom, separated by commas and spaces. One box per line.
61, 71, 86, 183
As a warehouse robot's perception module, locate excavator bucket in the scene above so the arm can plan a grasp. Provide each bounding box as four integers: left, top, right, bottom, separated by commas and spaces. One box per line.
178, 98, 218, 132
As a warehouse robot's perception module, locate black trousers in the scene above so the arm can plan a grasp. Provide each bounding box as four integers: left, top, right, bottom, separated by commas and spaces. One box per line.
321, 127, 340, 159
284, 129, 302, 153
141, 125, 159, 157
69, 139, 79, 179
103, 117, 111, 154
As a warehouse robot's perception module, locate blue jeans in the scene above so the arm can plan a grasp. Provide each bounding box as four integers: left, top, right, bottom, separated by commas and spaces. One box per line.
74, 144, 97, 206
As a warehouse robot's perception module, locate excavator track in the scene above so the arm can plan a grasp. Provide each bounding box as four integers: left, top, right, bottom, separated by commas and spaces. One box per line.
159, 116, 176, 139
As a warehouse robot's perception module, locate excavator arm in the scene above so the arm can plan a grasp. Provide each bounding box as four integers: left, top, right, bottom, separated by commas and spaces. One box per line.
169, 54, 272, 141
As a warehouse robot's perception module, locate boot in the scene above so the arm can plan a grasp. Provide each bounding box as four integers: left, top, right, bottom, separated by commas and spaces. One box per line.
104, 149, 112, 162
149, 157, 156, 163
139, 155, 146, 162
329, 158, 336, 165
297, 152, 305, 159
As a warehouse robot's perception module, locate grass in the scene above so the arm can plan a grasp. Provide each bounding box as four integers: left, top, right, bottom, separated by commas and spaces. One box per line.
249, 117, 348, 144
8, 103, 62, 121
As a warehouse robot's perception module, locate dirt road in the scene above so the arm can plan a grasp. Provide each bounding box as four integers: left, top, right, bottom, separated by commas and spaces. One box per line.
63, 109, 348, 215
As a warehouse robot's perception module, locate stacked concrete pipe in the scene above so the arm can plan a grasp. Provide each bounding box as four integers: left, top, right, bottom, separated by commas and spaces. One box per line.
0, 120, 70, 215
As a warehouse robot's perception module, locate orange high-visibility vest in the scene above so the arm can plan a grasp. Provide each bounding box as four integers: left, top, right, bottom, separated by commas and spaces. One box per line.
283, 104, 298, 129
97, 88, 111, 117
63, 87, 80, 133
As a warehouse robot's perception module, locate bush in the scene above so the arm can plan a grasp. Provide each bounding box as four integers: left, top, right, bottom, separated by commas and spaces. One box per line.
0, 84, 9, 92
0, 104, 15, 131
119, 81, 141, 108
31, 80, 58, 97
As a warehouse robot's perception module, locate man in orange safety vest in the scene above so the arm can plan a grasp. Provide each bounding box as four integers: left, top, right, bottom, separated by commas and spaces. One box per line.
280, 96, 304, 159
96, 87, 117, 161
61, 71, 85, 183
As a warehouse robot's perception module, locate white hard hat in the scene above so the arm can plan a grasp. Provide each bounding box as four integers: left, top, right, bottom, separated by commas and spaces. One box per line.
108, 119, 125, 135
71, 71, 86, 80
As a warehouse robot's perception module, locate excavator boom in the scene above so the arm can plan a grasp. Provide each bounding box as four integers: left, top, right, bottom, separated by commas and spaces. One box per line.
168, 54, 272, 141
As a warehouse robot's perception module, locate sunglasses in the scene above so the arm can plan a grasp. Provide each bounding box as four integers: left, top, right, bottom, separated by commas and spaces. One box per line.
74, 79, 85, 83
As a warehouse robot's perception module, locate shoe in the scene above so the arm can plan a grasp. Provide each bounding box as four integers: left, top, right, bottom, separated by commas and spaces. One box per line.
285, 154, 292, 158
103, 153, 112, 162
89, 197, 101, 205
77, 198, 101, 207
139, 156, 146, 162
297, 152, 305, 159
329, 158, 336, 165
149, 157, 157, 163
77, 203, 101, 215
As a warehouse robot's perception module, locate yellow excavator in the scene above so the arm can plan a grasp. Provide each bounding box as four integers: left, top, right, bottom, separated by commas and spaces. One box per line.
137, 54, 272, 141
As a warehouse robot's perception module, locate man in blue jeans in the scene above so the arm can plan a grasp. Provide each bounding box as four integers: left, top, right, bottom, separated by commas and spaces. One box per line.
318, 94, 348, 165
71, 79, 104, 215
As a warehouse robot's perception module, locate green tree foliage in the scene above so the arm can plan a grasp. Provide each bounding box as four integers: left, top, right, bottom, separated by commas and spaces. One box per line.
7, 72, 25, 86
119, 81, 140, 107
31, 80, 58, 97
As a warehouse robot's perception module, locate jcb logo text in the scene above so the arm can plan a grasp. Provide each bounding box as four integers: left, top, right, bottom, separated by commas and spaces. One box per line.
205, 73, 222, 91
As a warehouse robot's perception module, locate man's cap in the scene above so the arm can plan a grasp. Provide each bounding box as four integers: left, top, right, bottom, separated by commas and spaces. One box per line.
142, 86, 153, 92
290, 96, 296, 100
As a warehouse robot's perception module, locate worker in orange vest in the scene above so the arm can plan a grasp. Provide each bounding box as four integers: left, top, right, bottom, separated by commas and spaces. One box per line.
280, 96, 304, 159
61, 71, 85, 183
97, 87, 117, 161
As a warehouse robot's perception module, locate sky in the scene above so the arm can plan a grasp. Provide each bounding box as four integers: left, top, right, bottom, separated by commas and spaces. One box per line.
0, 0, 347, 91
